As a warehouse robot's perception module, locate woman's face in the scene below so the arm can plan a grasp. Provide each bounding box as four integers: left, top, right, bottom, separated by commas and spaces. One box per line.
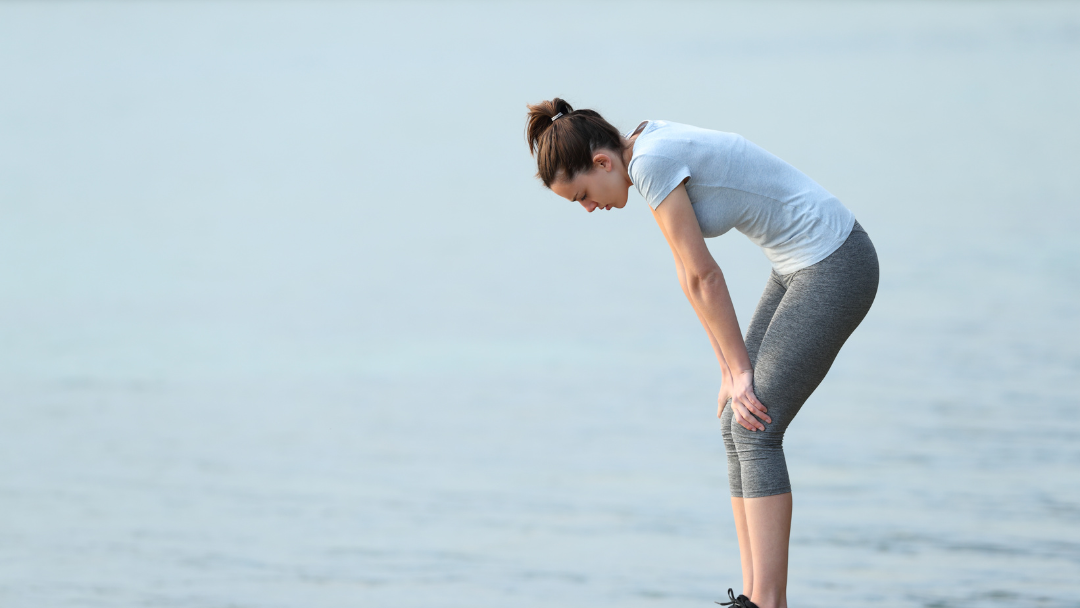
550, 150, 630, 213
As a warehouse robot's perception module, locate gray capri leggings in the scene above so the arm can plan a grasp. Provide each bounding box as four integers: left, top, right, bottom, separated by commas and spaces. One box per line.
720, 221, 878, 498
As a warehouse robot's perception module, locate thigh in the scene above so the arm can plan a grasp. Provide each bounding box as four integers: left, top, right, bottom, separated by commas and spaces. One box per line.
752, 237, 879, 421
743, 271, 786, 369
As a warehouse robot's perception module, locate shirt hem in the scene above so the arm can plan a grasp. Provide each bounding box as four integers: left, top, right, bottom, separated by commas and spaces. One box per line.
769, 214, 857, 276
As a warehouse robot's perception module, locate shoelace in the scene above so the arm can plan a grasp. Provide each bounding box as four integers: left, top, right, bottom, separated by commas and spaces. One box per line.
716, 588, 758, 608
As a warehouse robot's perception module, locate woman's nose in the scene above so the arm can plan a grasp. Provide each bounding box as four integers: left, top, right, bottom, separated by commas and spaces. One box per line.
580, 200, 597, 212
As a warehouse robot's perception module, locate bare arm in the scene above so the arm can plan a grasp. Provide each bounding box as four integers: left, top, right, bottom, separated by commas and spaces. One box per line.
670, 248, 743, 421
652, 183, 771, 430
670, 246, 732, 380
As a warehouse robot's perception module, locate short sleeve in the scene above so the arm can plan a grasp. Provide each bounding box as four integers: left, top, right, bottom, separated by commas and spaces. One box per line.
627, 154, 692, 210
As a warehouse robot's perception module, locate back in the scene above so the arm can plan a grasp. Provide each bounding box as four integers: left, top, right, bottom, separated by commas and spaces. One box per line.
627, 120, 855, 275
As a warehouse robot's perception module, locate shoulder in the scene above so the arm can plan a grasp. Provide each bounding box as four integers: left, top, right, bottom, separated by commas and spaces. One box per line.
628, 152, 693, 210
632, 121, 737, 160
629, 153, 690, 181
629, 123, 685, 172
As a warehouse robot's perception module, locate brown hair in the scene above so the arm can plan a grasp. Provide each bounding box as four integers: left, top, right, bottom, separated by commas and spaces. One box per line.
525, 98, 625, 188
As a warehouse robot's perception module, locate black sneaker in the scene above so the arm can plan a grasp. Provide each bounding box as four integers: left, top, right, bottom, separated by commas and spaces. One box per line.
716, 588, 759, 608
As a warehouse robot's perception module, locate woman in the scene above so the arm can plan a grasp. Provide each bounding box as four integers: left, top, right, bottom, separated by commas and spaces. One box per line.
524, 98, 878, 608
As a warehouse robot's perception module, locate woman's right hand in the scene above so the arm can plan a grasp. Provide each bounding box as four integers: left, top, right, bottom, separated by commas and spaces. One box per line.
729, 370, 771, 431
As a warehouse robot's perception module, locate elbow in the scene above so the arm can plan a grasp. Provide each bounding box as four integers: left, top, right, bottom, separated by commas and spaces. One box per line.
686, 267, 725, 300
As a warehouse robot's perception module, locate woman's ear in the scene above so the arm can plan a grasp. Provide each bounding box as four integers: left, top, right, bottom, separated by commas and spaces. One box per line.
593, 152, 613, 171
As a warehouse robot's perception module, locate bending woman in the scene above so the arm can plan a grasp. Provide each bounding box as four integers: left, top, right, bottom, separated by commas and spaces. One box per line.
524, 99, 878, 608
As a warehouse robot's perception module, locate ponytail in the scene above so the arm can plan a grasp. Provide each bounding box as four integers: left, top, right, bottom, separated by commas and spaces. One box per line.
525, 98, 624, 187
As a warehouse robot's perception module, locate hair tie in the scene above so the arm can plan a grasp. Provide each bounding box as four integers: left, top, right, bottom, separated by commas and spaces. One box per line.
551, 112, 564, 122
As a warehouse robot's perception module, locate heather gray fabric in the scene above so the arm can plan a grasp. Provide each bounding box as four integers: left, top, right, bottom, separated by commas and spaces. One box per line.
720, 221, 878, 498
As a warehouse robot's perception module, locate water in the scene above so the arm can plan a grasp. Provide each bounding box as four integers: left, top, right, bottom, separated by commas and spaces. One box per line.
1, 2, 1078, 607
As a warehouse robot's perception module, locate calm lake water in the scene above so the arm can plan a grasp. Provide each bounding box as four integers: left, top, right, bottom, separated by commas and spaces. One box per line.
1, 2, 1078, 607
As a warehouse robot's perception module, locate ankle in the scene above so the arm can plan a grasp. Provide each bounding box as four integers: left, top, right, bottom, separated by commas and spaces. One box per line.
749, 592, 785, 608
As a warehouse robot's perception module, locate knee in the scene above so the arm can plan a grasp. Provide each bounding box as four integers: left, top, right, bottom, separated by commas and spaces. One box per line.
720, 403, 736, 448
730, 418, 785, 452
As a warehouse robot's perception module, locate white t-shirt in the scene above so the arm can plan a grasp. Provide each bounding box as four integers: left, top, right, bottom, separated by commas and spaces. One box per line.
627, 120, 855, 275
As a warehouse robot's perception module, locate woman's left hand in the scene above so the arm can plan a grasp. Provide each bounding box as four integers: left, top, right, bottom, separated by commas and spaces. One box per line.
729, 370, 771, 431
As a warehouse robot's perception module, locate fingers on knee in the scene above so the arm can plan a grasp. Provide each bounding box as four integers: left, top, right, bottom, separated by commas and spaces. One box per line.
731, 424, 784, 449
